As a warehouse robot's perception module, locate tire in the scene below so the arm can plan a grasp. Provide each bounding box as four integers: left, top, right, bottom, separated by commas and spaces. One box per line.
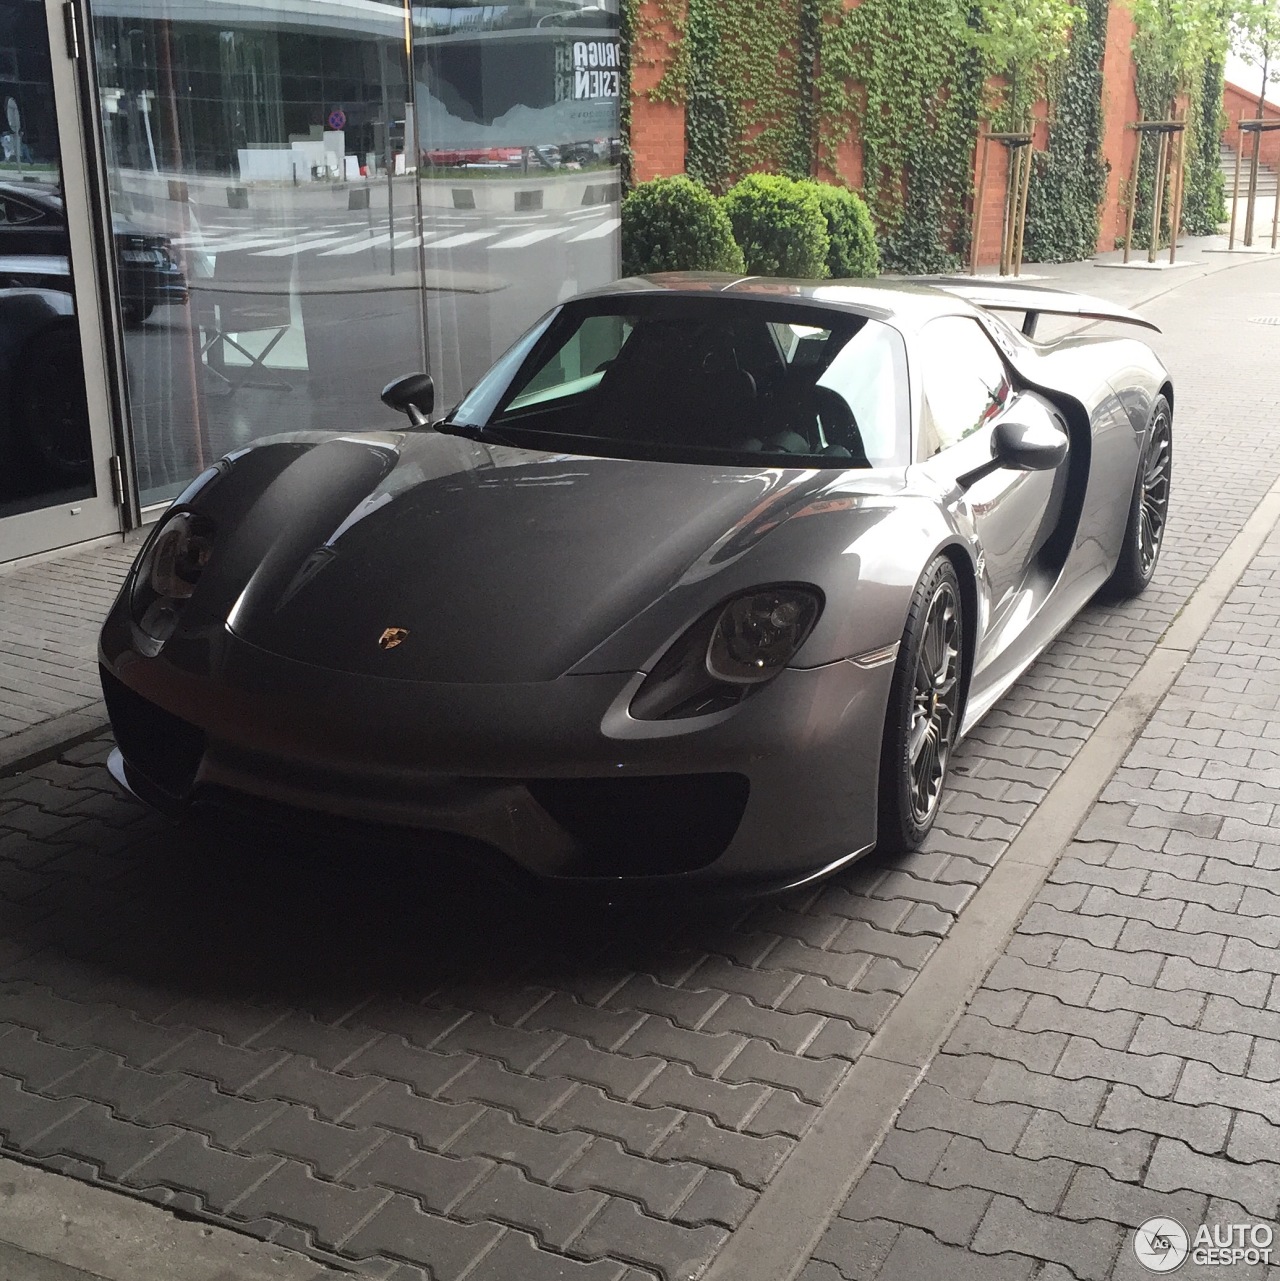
1105, 395, 1172, 599
877, 555, 965, 853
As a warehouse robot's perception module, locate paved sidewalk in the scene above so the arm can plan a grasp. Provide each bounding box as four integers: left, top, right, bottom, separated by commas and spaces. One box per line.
0, 542, 136, 765
803, 517, 1280, 1281
0, 246, 1278, 1280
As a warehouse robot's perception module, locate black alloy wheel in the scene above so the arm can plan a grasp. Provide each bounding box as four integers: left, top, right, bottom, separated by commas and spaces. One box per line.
1105, 394, 1172, 598
878, 555, 965, 852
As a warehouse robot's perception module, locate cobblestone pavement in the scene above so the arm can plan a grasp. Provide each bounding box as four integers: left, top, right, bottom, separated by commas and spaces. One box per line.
0, 543, 134, 742
0, 257, 1278, 1280
804, 519, 1280, 1281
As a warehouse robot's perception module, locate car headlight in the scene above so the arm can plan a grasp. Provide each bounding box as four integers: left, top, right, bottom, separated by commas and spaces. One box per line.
130, 510, 216, 648
631, 585, 823, 720
706, 588, 822, 684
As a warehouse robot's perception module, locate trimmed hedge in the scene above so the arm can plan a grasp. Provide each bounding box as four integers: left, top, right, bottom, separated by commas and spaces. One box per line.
721, 173, 830, 278
620, 175, 745, 275
808, 183, 880, 278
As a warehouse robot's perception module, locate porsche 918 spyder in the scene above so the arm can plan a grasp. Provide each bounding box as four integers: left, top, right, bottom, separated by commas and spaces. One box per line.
99, 273, 1172, 893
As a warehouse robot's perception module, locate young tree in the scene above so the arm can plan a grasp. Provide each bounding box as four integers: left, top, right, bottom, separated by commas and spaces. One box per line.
1232, 0, 1280, 109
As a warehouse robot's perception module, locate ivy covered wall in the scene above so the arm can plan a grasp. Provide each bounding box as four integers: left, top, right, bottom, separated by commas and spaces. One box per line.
624, 0, 1231, 271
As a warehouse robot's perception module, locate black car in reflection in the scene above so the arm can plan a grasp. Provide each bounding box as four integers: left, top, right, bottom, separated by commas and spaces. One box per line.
0, 180, 187, 325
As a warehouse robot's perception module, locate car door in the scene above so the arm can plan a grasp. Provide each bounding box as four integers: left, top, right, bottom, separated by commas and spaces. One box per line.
913, 315, 1069, 637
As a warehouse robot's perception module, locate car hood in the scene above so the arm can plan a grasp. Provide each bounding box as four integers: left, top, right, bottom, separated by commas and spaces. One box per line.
213, 432, 873, 684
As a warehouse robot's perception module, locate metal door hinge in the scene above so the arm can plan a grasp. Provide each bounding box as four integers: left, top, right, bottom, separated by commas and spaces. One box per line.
63, 1, 81, 60
108, 455, 125, 507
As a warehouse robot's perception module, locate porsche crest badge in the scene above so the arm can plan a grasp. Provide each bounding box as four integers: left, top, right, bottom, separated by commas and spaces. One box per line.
378, 627, 410, 650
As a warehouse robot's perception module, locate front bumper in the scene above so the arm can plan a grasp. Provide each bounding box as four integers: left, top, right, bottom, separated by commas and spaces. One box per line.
100, 613, 893, 891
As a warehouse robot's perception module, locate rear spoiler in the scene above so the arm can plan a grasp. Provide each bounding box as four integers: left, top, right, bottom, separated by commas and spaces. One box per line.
914, 276, 1161, 338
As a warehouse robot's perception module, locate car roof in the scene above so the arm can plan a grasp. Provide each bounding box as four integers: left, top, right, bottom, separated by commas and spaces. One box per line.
0, 181, 61, 210
572, 272, 978, 332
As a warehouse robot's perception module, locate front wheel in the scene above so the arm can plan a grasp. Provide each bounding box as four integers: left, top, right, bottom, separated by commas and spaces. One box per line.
877, 556, 964, 853
1105, 395, 1172, 598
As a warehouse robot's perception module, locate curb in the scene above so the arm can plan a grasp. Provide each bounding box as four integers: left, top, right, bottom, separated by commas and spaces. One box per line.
0, 704, 110, 780
0, 1155, 347, 1281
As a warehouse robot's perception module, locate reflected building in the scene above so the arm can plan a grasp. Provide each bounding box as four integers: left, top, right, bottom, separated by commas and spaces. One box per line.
0, 0, 620, 560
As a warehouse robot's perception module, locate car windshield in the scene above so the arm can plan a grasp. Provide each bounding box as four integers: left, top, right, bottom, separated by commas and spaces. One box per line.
447, 296, 910, 468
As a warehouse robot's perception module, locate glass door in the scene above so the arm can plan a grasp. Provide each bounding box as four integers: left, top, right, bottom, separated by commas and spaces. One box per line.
0, 0, 121, 562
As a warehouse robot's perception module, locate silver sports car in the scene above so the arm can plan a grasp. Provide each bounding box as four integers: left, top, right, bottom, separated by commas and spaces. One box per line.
99, 274, 1171, 893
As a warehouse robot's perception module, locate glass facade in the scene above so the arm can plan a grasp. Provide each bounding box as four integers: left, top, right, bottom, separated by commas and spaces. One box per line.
86, 0, 621, 507
0, 0, 96, 521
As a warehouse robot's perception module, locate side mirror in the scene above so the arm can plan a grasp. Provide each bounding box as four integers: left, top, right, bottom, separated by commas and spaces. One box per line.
991, 418, 1069, 471
381, 373, 435, 428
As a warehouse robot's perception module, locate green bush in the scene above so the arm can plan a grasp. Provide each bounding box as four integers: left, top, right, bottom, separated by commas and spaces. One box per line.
721, 173, 830, 278
808, 183, 880, 278
620, 176, 745, 276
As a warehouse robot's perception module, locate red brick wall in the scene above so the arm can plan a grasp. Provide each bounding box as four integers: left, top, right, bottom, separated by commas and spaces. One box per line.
1221, 80, 1280, 170
1097, 1, 1140, 251
628, 0, 1141, 266
630, 3, 687, 181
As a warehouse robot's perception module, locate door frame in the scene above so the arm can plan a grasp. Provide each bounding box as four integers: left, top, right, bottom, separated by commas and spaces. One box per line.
0, 0, 128, 562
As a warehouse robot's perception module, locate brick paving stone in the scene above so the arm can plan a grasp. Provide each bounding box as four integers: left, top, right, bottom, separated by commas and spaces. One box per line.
1144, 1138, 1280, 1221
808, 1217, 901, 1279
877, 1225, 1036, 1281
568, 1199, 728, 1278
1096, 1083, 1231, 1154
1058, 1165, 1208, 1231
974, 1061, 1106, 1125
1014, 1111, 1153, 1181
124, 1131, 284, 1209
344, 1135, 493, 1214
557, 1138, 703, 1218
971, 1196, 1124, 1281
442, 1107, 592, 1182
653, 1113, 789, 1188
463, 1232, 633, 1281
456, 1164, 608, 1249
341, 1194, 502, 1276
929, 1135, 1074, 1212
840, 1165, 991, 1246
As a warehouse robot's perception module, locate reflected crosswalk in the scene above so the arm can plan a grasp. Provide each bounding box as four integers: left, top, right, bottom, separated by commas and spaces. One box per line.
167, 208, 619, 263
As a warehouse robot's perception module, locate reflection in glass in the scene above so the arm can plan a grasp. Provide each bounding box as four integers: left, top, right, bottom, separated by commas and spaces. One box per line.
91, 0, 423, 506
0, 0, 95, 520
88, 0, 621, 508
414, 2, 622, 409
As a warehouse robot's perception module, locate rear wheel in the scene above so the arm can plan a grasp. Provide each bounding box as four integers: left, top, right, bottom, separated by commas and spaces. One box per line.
877, 556, 964, 852
1105, 395, 1172, 598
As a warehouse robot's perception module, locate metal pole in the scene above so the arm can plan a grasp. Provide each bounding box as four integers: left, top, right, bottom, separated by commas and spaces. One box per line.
1013, 140, 1033, 276
379, 39, 395, 276
1148, 129, 1168, 264
1123, 123, 1142, 264
971, 134, 990, 276
1230, 124, 1243, 249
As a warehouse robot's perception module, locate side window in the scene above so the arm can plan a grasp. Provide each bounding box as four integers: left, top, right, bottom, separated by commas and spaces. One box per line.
509, 314, 632, 409
0, 197, 44, 226
919, 316, 1013, 456
816, 321, 910, 466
